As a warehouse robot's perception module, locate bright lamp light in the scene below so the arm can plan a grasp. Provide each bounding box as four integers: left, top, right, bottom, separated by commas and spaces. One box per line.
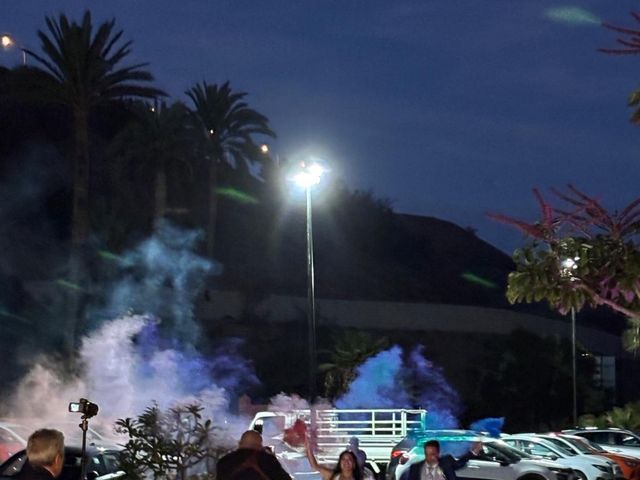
291, 161, 326, 188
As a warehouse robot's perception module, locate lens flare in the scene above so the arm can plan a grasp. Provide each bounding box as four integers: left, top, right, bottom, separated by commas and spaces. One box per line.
545, 6, 600, 26
461, 272, 498, 289
215, 186, 259, 204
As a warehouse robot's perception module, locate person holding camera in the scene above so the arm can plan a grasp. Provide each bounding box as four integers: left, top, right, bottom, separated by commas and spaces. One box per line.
216, 430, 290, 480
17, 429, 65, 480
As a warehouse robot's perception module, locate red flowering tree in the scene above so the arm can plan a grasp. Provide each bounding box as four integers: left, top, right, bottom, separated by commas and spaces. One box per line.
490, 186, 640, 352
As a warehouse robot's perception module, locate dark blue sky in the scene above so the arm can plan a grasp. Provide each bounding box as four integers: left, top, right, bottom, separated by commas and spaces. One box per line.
3, 1, 640, 252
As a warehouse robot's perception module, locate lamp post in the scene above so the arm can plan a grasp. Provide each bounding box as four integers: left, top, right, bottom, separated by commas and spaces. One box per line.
291, 161, 326, 402
1, 34, 26, 65
561, 256, 579, 425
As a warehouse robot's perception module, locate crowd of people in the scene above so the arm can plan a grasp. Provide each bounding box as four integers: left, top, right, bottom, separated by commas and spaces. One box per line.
13, 427, 480, 480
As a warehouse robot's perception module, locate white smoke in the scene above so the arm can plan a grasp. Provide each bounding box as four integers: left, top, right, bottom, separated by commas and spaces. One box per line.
7, 314, 247, 449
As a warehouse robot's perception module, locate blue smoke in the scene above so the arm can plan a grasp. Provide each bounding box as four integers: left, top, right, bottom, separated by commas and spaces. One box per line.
469, 417, 505, 438
335, 346, 410, 409
91, 221, 217, 344
336, 345, 460, 430
133, 314, 259, 400
408, 346, 460, 429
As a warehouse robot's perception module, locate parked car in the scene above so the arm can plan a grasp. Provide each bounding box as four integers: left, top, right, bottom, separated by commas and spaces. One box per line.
563, 430, 640, 459
0, 446, 124, 480
0, 426, 24, 464
387, 435, 417, 480
503, 434, 616, 480
392, 430, 573, 480
541, 433, 640, 480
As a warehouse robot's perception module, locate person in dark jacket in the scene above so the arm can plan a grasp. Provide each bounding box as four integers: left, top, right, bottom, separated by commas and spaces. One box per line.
16, 429, 65, 480
216, 430, 290, 480
400, 440, 481, 480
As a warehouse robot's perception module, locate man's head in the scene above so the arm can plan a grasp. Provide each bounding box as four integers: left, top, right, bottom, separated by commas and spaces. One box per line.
239, 430, 263, 450
424, 440, 440, 466
26, 429, 65, 478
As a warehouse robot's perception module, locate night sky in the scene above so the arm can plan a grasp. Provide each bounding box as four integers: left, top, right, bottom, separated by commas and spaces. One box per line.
3, 1, 640, 252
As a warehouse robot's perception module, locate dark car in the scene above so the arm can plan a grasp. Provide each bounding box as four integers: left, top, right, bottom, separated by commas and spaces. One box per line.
387, 436, 417, 480
0, 446, 123, 480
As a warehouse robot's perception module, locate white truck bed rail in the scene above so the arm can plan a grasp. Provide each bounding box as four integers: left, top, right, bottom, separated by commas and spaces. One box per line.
250, 408, 427, 464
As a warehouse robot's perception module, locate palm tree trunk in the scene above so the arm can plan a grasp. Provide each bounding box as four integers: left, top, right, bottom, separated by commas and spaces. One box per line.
154, 165, 167, 227
72, 107, 90, 246
66, 106, 90, 354
206, 158, 218, 258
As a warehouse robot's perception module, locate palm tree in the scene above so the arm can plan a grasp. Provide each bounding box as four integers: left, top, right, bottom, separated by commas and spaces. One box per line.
109, 101, 193, 227
22, 11, 165, 246
10, 11, 164, 351
319, 331, 388, 399
185, 81, 275, 258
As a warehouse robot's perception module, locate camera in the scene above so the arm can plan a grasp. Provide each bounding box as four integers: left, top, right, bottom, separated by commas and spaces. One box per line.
68, 398, 99, 418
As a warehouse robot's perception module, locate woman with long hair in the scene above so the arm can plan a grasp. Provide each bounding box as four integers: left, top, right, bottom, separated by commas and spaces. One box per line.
305, 440, 364, 480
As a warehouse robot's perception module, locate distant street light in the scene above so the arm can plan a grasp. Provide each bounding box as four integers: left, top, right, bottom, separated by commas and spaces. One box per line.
561, 256, 580, 425
290, 159, 327, 402
1, 33, 26, 65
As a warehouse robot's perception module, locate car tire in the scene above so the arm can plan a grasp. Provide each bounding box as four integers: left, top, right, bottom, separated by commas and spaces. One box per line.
518, 474, 547, 480
574, 471, 588, 480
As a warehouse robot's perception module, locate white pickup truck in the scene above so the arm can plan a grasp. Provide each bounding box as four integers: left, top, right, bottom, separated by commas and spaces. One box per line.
249, 408, 427, 477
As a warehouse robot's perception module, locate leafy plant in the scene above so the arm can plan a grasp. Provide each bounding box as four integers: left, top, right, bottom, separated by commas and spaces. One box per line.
115, 403, 223, 480
490, 186, 640, 352
580, 401, 640, 430
319, 330, 388, 399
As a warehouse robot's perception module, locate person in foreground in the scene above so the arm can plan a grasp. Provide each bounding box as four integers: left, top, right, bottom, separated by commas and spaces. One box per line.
400, 439, 482, 480
17, 429, 65, 480
216, 430, 291, 480
305, 437, 366, 480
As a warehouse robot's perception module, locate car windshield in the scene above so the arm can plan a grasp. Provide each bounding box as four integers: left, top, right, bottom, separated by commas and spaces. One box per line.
485, 441, 526, 462
621, 435, 640, 447
562, 436, 600, 453
543, 437, 578, 455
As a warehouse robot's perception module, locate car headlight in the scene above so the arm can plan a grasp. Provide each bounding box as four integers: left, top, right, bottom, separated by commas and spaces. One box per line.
593, 464, 610, 472
624, 460, 639, 468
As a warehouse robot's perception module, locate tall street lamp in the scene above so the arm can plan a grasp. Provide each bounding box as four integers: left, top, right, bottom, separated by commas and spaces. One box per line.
291, 160, 326, 402
561, 256, 579, 425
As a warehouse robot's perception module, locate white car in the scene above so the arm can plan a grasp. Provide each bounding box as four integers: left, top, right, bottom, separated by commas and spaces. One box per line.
532, 435, 624, 480
503, 434, 616, 480
563, 429, 640, 459
394, 432, 572, 480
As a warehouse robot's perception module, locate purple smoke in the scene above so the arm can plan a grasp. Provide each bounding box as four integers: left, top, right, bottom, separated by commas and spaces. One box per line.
336, 345, 460, 430
335, 346, 410, 409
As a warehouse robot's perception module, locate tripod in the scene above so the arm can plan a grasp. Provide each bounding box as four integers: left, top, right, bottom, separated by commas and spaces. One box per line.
78, 415, 90, 480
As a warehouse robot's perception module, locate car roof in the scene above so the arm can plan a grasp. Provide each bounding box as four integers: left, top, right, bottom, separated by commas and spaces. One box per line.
563, 428, 634, 433
504, 434, 562, 447
411, 430, 486, 440
7, 446, 120, 458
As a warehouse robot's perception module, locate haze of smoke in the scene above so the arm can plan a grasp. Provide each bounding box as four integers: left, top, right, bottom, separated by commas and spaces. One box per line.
408, 345, 460, 429
331, 344, 472, 444
0, 145, 71, 385
89, 221, 216, 345
336, 346, 410, 409
268, 393, 332, 412
335, 345, 459, 429
9, 314, 254, 448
